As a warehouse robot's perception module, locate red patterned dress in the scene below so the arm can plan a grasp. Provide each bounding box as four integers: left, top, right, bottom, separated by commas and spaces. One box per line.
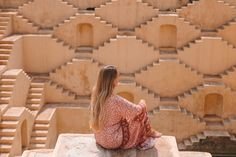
94, 94, 158, 149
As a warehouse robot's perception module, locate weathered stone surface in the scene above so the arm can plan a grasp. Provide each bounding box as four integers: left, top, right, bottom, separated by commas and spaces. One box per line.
51, 134, 211, 157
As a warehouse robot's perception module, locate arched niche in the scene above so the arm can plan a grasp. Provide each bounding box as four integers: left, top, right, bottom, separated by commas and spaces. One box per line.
77, 23, 93, 47
117, 92, 134, 103
204, 93, 223, 117
159, 24, 177, 48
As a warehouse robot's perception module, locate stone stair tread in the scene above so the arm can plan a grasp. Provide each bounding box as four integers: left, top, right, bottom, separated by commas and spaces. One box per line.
196, 133, 206, 139
34, 123, 49, 127
32, 130, 48, 134
0, 85, 14, 88
159, 105, 180, 111
203, 130, 230, 137
0, 144, 11, 148
2, 69, 21, 78
2, 107, 25, 120
0, 128, 16, 136
0, 120, 18, 125
0, 136, 14, 141
183, 139, 191, 146
0, 104, 8, 114
31, 136, 47, 140
190, 136, 199, 143
206, 121, 224, 126
30, 143, 46, 148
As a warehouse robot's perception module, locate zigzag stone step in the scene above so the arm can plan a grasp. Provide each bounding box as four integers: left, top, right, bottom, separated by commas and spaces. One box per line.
34, 123, 49, 130
2, 107, 25, 121
0, 85, 14, 91
0, 144, 11, 153
0, 120, 18, 128
29, 143, 46, 149
31, 130, 48, 137
0, 136, 14, 144
30, 136, 47, 144
0, 128, 16, 136
179, 130, 231, 150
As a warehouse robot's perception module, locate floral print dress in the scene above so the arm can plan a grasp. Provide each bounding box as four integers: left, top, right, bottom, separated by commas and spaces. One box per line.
94, 94, 157, 150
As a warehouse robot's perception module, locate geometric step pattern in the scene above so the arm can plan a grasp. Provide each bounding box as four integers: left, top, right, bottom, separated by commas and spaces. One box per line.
178, 0, 236, 30
0, 12, 11, 40
46, 80, 91, 105
142, 0, 189, 11
178, 130, 236, 150
49, 58, 100, 96
26, 80, 45, 115
0, 40, 14, 66
29, 107, 56, 150
95, 0, 158, 29
178, 36, 236, 75
64, 0, 110, 10
0, 107, 25, 156
53, 13, 118, 48
135, 13, 201, 49
93, 35, 159, 73
29, 118, 49, 150
149, 104, 206, 141
0, 73, 16, 110
18, 0, 77, 28
135, 58, 203, 97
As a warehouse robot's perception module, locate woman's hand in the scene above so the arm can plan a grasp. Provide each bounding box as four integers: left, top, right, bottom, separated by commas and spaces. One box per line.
139, 99, 146, 104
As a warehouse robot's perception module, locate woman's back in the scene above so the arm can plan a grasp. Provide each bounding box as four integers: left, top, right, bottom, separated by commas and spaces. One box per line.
94, 94, 153, 149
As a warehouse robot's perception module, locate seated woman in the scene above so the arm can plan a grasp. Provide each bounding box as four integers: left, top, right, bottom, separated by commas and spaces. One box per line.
90, 65, 161, 150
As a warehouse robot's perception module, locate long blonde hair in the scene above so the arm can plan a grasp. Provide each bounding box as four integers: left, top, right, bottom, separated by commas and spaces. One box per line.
90, 65, 118, 131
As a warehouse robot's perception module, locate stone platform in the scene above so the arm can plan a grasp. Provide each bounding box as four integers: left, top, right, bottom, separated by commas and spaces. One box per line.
21, 134, 212, 157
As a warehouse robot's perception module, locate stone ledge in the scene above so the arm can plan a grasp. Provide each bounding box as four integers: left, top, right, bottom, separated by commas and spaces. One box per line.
22, 134, 212, 157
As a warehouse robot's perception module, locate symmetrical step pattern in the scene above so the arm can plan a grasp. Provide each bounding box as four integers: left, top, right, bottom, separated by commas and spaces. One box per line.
0, 40, 14, 66
26, 81, 45, 113
0, 108, 22, 156
178, 130, 234, 150
29, 119, 49, 149
0, 13, 12, 39
0, 74, 16, 110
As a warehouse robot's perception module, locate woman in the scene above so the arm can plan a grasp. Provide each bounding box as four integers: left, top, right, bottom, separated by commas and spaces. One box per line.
90, 65, 161, 150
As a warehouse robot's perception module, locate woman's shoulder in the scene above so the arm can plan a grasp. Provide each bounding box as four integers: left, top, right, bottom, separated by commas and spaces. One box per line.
106, 94, 123, 104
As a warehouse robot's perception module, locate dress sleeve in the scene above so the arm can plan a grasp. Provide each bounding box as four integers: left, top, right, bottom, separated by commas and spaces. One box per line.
115, 95, 147, 121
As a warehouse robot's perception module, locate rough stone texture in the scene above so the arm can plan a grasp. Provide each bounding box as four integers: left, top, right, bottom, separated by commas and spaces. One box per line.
50, 134, 211, 157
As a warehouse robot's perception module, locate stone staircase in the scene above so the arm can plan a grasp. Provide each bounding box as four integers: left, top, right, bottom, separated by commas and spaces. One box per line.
149, 104, 205, 127
16, 0, 41, 30
29, 107, 56, 150
95, 0, 159, 29
14, 13, 40, 32
0, 40, 14, 66
159, 97, 179, 106
134, 82, 159, 99
134, 58, 202, 77
49, 57, 102, 77
178, 82, 230, 100
178, 130, 235, 150
50, 35, 74, 50
0, 107, 25, 156
26, 81, 45, 115
180, 107, 205, 124
0, 13, 12, 39
47, 80, 90, 105
0, 73, 17, 112
223, 114, 236, 126
29, 118, 49, 149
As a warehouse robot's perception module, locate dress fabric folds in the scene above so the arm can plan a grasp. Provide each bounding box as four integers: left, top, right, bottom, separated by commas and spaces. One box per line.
94, 94, 156, 149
